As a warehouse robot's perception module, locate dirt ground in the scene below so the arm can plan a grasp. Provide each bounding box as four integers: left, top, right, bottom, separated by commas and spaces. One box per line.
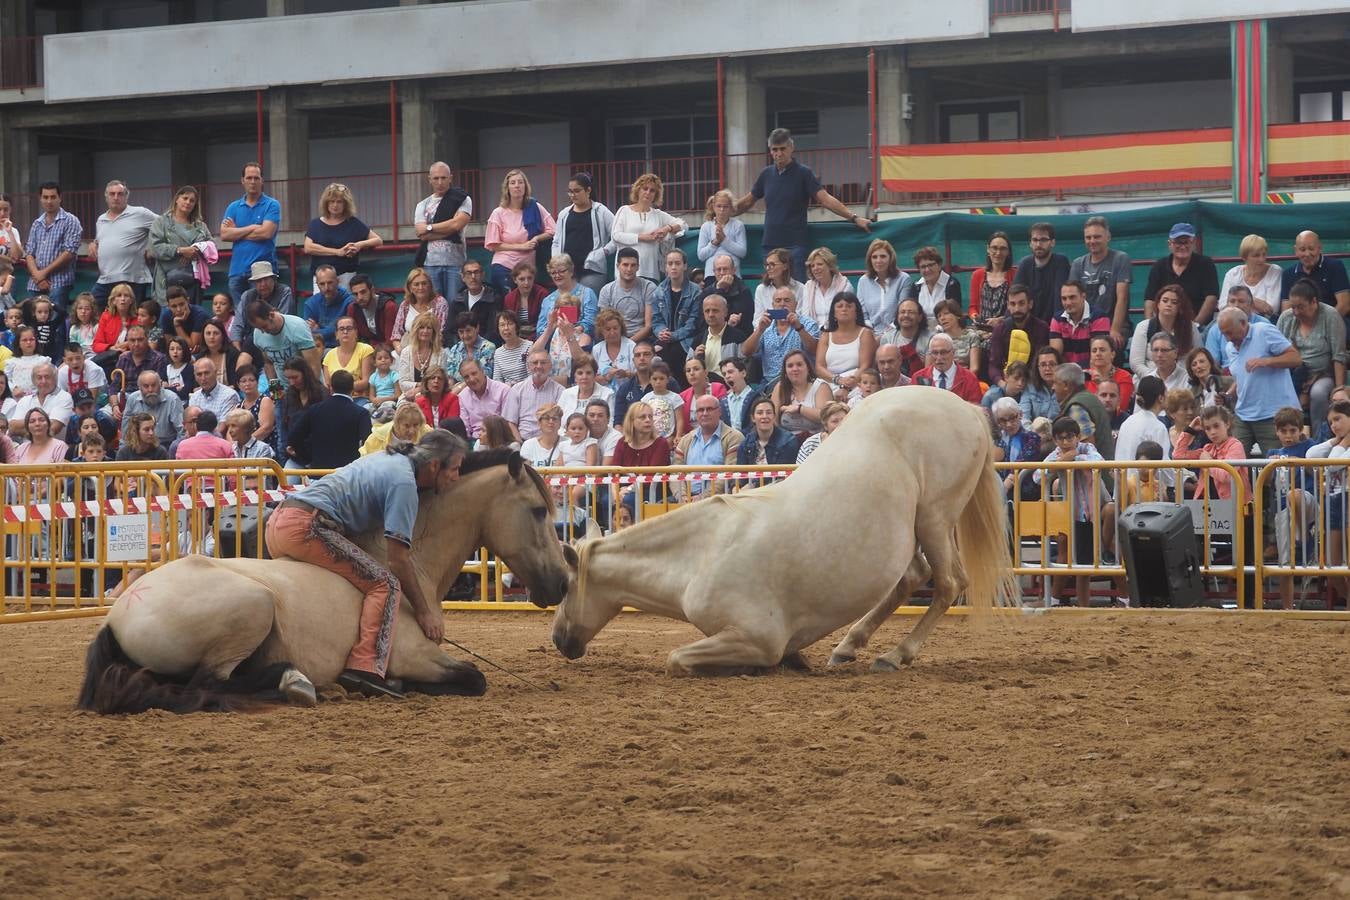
1, 610, 1347, 899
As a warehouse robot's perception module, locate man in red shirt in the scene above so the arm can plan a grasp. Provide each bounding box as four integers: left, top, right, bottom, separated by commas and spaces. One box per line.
913, 333, 982, 403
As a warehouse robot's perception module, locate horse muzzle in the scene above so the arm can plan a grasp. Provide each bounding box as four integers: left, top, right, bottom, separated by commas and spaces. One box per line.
552, 630, 587, 660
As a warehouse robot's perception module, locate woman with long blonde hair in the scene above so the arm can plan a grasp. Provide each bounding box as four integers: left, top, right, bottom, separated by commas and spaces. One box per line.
396, 310, 448, 398
611, 173, 686, 283
485, 168, 556, 296
799, 246, 852, 327
390, 267, 448, 350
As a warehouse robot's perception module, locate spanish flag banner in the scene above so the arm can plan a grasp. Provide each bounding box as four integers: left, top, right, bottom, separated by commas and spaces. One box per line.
1267, 121, 1350, 180
880, 129, 1232, 194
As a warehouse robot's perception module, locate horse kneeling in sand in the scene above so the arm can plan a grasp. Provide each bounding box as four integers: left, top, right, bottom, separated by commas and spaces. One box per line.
547, 388, 1017, 675
79, 451, 570, 713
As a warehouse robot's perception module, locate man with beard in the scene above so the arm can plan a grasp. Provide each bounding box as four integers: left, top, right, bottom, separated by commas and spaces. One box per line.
987, 285, 1050, 389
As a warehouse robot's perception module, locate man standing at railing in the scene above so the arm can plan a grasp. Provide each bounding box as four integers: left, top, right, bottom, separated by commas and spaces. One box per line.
24, 181, 81, 314
732, 128, 870, 283
414, 162, 472, 307
1069, 216, 1132, 351
221, 162, 281, 313
89, 180, 157, 311
1013, 222, 1070, 323
1216, 307, 1302, 457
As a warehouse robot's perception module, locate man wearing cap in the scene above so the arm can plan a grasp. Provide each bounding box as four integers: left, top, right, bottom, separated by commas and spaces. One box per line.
231, 260, 296, 344
221, 162, 281, 312
1143, 223, 1220, 326
71, 387, 117, 445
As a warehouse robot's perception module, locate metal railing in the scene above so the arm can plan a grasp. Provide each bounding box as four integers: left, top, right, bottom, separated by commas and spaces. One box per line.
990, 0, 1069, 29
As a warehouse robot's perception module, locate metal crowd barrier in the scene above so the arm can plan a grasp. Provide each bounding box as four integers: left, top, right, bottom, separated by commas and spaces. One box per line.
4, 457, 1348, 623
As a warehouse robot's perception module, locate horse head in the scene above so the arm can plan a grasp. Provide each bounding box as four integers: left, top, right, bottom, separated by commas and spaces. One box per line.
550, 537, 622, 660
440, 450, 571, 607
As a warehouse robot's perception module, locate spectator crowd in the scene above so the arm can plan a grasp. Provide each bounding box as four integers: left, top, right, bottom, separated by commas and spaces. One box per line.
1, 127, 1348, 609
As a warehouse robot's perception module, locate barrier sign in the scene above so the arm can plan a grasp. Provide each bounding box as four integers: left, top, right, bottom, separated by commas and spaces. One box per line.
105, 515, 150, 562
1183, 498, 1236, 536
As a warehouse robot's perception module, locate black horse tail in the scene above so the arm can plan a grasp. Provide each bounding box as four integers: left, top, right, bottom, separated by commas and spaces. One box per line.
76, 627, 284, 715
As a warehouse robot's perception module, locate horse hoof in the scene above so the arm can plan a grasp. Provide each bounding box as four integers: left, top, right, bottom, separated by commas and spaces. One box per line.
279, 668, 318, 707
828, 653, 856, 667
870, 657, 901, 674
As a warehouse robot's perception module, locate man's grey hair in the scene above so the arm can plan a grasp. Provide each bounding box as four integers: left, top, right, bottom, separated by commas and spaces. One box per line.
388, 429, 468, 472
314, 263, 338, 277
702, 293, 728, 311
1226, 284, 1254, 304
1218, 307, 1250, 328
767, 128, 794, 148
928, 332, 955, 351
1054, 362, 1085, 391
713, 253, 735, 270
105, 180, 128, 195
1149, 332, 1177, 351
429, 161, 451, 175
1084, 215, 1110, 233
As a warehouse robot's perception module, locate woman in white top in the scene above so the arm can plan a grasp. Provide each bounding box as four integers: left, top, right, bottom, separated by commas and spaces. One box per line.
1220, 233, 1285, 318
590, 308, 637, 386
856, 238, 911, 332
773, 349, 834, 437
753, 248, 805, 320
697, 190, 746, 276
395, 311, 449, 398
610, 173, 686, 282
558, 354, 615, 421
907, 245, 962, 322
4, 327, 49, 397
0, 193, 25, 265
816, 292, 877, 397
518, 403, 565, 468
799, 247, 852, 327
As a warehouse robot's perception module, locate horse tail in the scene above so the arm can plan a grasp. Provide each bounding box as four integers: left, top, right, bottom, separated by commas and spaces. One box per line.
957, 435, 1021, 619
76, 626, 264, 715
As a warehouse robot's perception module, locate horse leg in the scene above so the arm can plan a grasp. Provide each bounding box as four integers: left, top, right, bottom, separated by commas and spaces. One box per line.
197, 590, 318, 707
828, 554, 931, 666
873, 522, 966, 673
667, 628, 783, 677
388, 609, 487, 697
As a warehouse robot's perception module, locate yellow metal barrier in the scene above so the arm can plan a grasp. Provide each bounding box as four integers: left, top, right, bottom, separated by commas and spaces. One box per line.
13, 455, 1348, 623
1251, 458, 1350, 610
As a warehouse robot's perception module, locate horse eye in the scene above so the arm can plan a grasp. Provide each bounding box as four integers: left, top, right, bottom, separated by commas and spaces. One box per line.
533, 507, 548, 520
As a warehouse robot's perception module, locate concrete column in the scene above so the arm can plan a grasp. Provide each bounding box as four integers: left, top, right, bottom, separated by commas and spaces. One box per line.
876, 46, 912, 147
908, 69, 934, 144
399, 81, 434, 176
0, 113, 39, 219
267, 87, 309, 231
1266, 34, 1294, 125
723, 58, 766, 194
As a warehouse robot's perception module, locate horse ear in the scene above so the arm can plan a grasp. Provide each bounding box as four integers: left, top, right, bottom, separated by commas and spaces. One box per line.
507, 451, 523, 479
560, 542, 580, 571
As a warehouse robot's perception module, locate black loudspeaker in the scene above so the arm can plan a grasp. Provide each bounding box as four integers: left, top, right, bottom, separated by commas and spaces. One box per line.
1117, 503, 1205, 608
217, 506, 269, 559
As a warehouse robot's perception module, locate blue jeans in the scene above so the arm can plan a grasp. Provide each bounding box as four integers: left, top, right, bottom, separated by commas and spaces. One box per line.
489, 263, 514, 299
228, 273, 252, 314
786, 244, 809, 283
425, 265, 462, 307
36, 282, 76, 314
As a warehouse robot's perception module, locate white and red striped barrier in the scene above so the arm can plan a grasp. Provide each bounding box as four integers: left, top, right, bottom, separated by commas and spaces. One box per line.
2, 470, 793, 523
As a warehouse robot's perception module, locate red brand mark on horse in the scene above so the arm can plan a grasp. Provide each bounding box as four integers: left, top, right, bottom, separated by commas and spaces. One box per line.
120, 585, 148, 608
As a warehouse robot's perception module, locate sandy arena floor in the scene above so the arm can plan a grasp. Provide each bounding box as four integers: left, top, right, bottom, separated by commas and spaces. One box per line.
0, 610, 1347, 898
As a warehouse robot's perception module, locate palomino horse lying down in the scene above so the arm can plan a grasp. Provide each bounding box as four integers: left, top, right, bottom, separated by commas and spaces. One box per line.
78, 451, 569, 713
547, 387, 1018, 675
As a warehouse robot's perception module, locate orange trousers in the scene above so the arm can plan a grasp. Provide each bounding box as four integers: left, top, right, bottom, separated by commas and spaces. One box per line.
265, 506, 400, 677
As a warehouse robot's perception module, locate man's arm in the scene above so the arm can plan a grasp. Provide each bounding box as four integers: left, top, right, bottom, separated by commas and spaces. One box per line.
1336, 290, 1350, 318
388, 540, 441, 642
301, 345, 322, 381
426, 210, 471, 240
1111, 282, 1130, 347
812, 188, 869, 231
1251, 344, 1301, 371
732, 191, 756, 215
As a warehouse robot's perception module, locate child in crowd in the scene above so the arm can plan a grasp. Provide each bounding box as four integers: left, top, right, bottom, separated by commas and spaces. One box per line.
1307, 399, 1350, 606
211, 293, 235, 340
29, 295, 63, 359
640, 359, 684, 442
1029, 415, 1052, 447
850, 367, 882, 409
0, 256, 15, 307
1120, 440, 1166, 507
1312, 385, 1350, 443
67, 293, 99, 357
1034, 416, 1106, 607
558, 412, 600, 507
65, 414, 104, 461
368, 344, 400, 408
1270, 405, 1317, 609
1, 305, 21, 349
1171, 404, 1248, 500
137, 299, 164, 350
74, 434, 115, 596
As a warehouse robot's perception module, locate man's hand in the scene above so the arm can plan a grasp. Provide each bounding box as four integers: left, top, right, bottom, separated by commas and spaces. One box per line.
658, 329, 672, 342
1246, 357, 1266, 373
853, 216, 871, 233
416, 606, 444, 643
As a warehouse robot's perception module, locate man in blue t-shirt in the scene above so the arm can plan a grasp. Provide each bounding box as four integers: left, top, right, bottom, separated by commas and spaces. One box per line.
245, 298, 320, 383
732, 128, 870, 282
221, 162, 281, 311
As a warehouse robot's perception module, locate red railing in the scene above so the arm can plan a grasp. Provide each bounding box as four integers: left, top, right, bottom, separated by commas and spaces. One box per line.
1, 36, 42, 90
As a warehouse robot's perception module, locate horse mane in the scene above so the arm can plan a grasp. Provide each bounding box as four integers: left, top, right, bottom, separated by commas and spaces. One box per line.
460, 449, 553, 511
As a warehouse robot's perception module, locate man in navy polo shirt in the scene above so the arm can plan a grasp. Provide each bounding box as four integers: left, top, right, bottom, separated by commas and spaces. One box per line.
1281, 230, 1350, 316
733, 128, 870, 282
220, 162, 281, 312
